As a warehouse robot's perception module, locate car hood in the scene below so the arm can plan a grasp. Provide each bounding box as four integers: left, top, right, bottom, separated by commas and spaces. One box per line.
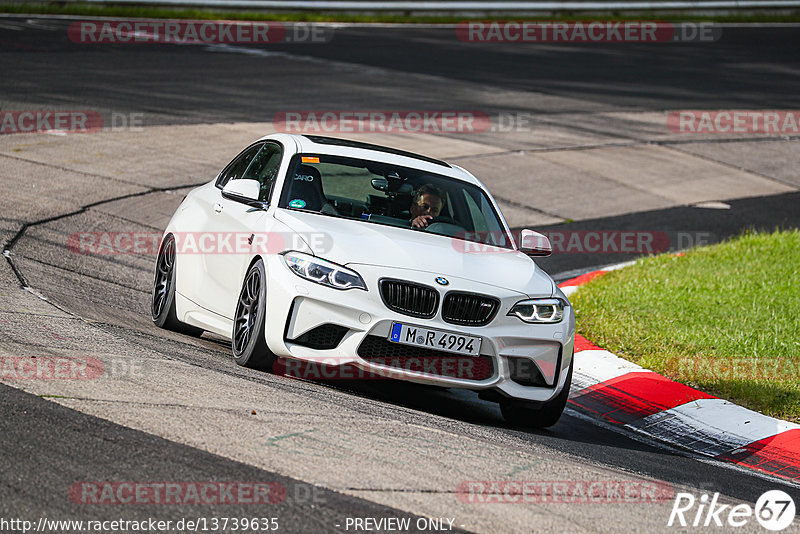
274, 209, 555, 297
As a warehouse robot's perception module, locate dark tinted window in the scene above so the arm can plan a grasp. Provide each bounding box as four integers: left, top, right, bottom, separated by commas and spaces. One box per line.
217, 143, 263, 188
241, 143, 283, 202
279, 154, 511, 248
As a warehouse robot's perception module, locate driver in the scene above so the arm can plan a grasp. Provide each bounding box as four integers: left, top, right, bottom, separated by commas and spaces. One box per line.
409, 184, 444, 229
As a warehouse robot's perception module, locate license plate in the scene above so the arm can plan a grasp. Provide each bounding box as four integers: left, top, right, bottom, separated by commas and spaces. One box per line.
388, 322, 482, 356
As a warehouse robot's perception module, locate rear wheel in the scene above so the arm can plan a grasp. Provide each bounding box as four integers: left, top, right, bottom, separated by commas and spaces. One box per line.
500, 358, 573, 428
232, 260, 276, 370
151, 235, 203, 336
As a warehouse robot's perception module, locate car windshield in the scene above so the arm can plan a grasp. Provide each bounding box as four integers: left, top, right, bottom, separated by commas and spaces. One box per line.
278, 154, 512, 249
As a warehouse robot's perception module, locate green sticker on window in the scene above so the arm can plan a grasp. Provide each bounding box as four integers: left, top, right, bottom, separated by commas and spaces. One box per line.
289, 199, 307, 209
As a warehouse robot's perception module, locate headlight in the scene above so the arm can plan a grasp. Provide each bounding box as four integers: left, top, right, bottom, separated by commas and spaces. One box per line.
508, 298, 565, 323
282, 252, 367, 291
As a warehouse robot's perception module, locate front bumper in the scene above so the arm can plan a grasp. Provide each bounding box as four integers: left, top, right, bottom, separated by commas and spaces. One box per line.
263, 257, 575, 403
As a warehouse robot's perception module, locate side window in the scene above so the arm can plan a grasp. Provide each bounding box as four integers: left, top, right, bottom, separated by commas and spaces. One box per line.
216, 143, 263, 188
241, 143, 283, 202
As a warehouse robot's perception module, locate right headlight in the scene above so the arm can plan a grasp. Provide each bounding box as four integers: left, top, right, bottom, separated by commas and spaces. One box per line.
508, 298, 565, 323
282, 251, 367, 291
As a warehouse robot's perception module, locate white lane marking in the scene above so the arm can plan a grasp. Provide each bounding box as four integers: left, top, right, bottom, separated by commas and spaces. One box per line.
628, 398, 800, 457
25, 18, 63, 30
0, 19, 62, 31
202, 42, 431, 77
205, 43, 287, 57
0, 21, 23, 31
3, 15, 800, 27
565, 406, 800, 490
571, 349, 650, 391
691, 200, 731, 209
600, 259, 638, 271
561, 285, 579, 297
559, 260, 638, 291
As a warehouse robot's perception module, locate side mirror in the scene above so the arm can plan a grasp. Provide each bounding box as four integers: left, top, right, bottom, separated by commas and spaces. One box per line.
222, 179, 261, 203
519, 229, 552, 257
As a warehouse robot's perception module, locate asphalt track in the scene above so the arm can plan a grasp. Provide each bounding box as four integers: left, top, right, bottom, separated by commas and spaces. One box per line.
1, 15, 800, 533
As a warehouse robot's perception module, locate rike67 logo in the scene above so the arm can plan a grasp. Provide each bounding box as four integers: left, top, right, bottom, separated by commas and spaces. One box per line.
668, 490, 796, 531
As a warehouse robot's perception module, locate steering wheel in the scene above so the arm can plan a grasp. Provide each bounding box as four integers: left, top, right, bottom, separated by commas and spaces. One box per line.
424, 217, 467, 237
425, 216, 459, 227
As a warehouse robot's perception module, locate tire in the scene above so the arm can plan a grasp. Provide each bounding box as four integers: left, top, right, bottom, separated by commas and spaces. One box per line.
151, 235, 203, 336
232, 260, 276, 370
500, 357, 573, 429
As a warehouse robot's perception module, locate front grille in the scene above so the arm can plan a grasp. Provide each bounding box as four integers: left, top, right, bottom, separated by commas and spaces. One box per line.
288, 324, 348, 350
442, 292, 499, 326
357, 335, 494, 381
379, 279, 439, 319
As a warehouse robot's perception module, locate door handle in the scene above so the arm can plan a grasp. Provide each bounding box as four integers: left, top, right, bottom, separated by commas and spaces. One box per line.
213, 203, 223, 213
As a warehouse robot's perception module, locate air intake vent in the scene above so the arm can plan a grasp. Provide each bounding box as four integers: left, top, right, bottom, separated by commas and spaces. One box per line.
442, 292, 499, 326
288, 324, 348, 350
379, 279, 439, 319
507, 356, 549, 387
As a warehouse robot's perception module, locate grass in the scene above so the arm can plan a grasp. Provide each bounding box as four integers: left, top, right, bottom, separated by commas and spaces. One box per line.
571, 229, 800, 422
1, 2, 800, 23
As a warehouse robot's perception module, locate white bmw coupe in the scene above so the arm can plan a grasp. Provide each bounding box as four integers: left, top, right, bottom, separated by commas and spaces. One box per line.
152, 134, 575, 427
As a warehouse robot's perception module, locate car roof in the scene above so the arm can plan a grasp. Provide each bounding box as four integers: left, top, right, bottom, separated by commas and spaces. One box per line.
258, 133, 482, 186
300, 135, 450, 168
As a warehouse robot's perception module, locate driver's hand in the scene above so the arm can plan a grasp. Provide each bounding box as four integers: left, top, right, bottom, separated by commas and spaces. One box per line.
411, 215, 433, 228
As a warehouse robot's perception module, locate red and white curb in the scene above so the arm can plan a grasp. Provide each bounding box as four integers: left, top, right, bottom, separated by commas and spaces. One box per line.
560, 263, 800, 483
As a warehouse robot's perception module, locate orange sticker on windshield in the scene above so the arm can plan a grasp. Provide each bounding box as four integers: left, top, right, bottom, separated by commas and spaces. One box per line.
301, 156, 320, 163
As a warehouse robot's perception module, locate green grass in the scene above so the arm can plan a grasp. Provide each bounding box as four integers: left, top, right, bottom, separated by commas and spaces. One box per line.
572, 229, 800, 422
2, 2, 800, 23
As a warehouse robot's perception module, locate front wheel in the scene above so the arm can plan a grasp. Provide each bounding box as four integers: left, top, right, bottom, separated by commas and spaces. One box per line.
500, 357, 573, 429
232, 260, 276, 370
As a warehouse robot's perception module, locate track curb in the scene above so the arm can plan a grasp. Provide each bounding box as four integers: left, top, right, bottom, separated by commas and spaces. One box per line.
559, 263, 800, 484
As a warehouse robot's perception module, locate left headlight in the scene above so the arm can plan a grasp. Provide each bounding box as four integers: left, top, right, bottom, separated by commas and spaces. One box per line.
282, 251, 367, 291
508, 298, 565, 323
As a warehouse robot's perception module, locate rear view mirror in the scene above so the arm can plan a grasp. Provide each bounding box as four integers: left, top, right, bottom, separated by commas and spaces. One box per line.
371, 178, 389, 192
373, 174, 412, 196
519, 229, 552, 257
